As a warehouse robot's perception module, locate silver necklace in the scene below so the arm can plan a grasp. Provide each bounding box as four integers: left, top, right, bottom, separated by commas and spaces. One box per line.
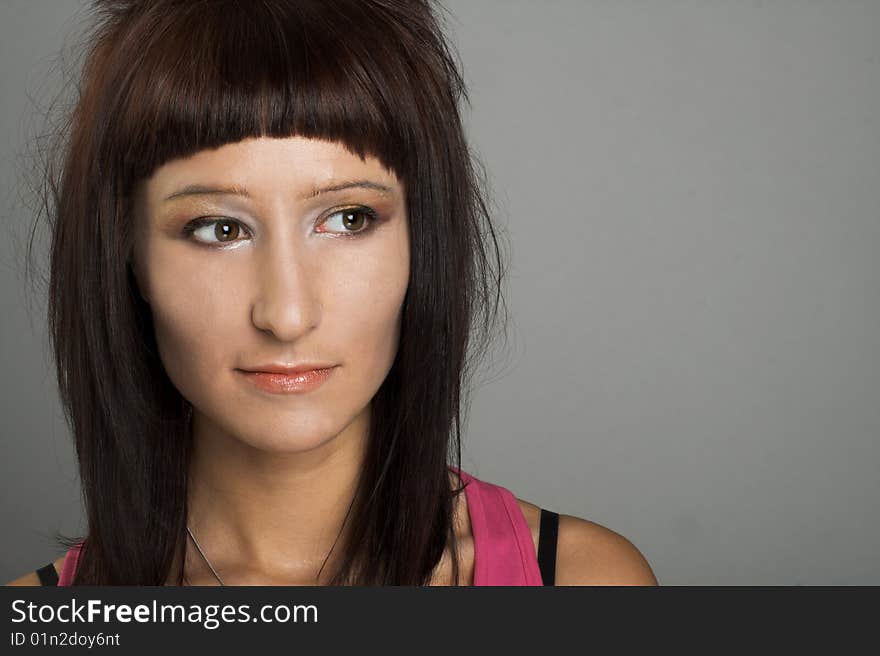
186, 526, 225, 586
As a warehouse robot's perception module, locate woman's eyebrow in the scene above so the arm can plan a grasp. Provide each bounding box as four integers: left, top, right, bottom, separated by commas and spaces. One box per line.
302, 180, 395, 199
163, 180, 395, 202
163, 183, 252, 202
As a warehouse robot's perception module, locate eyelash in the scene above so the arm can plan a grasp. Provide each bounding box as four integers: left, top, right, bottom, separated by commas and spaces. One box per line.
180, 206, 381, 247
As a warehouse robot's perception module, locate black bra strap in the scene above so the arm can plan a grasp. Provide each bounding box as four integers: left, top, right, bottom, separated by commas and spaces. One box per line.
36, 563, 59, 586
537, 508, 559, 586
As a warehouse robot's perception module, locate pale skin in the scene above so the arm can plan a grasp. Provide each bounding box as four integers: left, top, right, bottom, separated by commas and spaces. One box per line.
8, 136, 657, 586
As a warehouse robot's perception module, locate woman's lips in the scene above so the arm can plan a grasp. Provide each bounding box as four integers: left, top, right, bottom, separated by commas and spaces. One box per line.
237, 366, 337, 394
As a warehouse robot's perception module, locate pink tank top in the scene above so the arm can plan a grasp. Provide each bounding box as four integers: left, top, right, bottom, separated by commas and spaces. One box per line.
58, 468, 542, 586
454, 467, 544, 585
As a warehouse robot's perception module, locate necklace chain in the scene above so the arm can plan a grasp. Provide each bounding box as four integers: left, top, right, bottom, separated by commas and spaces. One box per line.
186, 526, 225, 586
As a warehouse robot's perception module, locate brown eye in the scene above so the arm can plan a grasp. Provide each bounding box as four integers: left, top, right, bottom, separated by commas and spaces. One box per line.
214, 219, 239, 241
182, 217, 250, 247
320, 207, 379, 235
341, 210, 366, 231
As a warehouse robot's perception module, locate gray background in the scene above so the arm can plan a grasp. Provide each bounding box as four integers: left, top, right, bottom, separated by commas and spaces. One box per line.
2, 0, 878, 585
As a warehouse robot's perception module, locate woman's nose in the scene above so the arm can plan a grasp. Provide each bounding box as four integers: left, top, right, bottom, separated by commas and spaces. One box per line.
250, 249, 321, 342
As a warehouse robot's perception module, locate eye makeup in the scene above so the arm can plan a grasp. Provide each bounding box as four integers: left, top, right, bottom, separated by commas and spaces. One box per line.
177, 204, 386, 248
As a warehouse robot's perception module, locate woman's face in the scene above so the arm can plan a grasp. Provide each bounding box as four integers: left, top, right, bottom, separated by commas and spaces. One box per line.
131, 136, 409, 452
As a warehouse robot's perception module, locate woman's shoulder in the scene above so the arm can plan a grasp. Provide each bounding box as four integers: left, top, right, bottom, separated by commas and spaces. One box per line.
513, 495, 658, 586
5, 555, 67, 587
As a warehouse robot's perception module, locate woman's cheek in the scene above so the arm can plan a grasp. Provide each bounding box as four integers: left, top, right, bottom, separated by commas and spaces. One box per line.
149, 272, 238, 388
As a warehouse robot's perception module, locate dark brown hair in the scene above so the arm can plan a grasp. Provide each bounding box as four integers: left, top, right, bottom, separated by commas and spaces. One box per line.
28, 0, 509, 585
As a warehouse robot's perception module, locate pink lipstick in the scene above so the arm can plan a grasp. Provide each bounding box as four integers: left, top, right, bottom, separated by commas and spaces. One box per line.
237, 365, 337, 394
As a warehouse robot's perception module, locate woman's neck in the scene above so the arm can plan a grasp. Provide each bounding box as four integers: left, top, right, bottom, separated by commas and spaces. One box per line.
181, 406, 370, 585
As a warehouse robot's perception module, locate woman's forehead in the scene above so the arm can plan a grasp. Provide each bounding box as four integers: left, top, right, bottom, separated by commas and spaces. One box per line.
143, 136, 402, 202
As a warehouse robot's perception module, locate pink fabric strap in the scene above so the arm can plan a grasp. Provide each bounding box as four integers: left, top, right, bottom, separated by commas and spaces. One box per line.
57, 541, 84, 586
454, 467, 543, 586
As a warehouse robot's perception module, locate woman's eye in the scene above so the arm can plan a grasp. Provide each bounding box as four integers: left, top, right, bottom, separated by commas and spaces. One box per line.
319, 207, 378, 235
182, 217, 250, 246
181, 207, 379, 246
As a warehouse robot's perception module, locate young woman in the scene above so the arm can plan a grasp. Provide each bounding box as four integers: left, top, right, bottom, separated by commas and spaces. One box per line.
8, 0, 657, 586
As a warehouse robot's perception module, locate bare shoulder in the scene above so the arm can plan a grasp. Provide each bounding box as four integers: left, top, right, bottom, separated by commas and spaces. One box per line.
555, 514, 658, 585
5, 555, 66, 587
514, 498, 657, 586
